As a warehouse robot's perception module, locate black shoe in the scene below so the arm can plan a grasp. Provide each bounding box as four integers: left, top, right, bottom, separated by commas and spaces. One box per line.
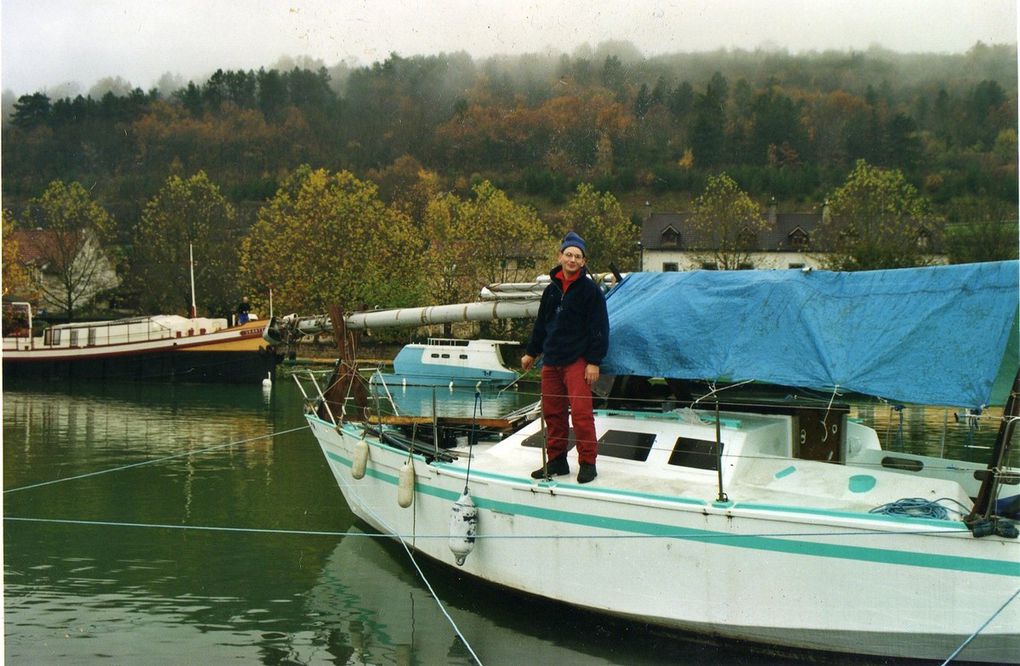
531, 456, 569, 479
577, 463, 597, 484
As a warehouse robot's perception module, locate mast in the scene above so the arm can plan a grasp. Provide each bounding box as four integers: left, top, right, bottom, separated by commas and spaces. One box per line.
263, 298, 540, 346
262, 273, 619, 346
188, 242, 197, 319
967, 368, 1020, 528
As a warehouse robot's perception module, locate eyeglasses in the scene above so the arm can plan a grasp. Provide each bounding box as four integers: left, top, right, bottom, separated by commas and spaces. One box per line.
562, 252, 584, 260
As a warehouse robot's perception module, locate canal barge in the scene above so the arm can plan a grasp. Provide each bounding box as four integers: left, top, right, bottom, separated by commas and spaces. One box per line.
2, 302, 279, 384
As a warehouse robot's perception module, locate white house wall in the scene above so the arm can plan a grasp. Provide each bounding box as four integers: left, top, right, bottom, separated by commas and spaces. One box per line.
644, 250, 824, 272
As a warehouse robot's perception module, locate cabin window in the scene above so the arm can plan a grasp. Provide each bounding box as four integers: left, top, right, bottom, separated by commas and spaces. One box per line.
737, 262, 754, 270
459, 354, 468, 360
668, 436, 721, 470
788, 263, 805, 269
69, 330, 80, 347
662, 262, 679, 272
597, 430, 656, 461
87, 328, 97, 346
431, 353, 440, 358
441, 353, 450, 359
701, 262, 718, 271
50, 329, 61, 345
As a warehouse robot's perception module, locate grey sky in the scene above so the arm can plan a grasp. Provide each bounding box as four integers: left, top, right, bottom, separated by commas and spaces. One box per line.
2, 0, 1016, 95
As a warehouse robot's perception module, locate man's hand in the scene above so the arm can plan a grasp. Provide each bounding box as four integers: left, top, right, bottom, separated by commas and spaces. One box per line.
585, 363, 600, 385
521, 354, 535, 371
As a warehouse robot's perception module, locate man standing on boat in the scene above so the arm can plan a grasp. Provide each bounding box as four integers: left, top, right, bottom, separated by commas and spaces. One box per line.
521, 231, 609, 484
237, 296, 251, 325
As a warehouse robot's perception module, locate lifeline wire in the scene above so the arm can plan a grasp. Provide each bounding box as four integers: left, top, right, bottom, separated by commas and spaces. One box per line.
3, 424, 311, 494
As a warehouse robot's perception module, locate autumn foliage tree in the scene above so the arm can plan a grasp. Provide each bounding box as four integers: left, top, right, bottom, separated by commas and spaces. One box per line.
687, 173, 770, 270
239, 166, 426, 317
422, 180, 553, 307
132, 171, 240, 316
23, 180, 119, 319
2, 211, 31, 298
558, 183, 638, 273
816, 160, 942, 270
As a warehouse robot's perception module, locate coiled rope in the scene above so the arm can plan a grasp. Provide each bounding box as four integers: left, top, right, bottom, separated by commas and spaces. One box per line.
868, 497, 973, 521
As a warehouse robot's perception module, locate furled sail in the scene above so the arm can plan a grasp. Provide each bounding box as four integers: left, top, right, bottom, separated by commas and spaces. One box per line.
602, 261, 1019, 408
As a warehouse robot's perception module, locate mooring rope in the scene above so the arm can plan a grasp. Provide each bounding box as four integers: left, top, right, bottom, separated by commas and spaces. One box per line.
1, 515, 975, 541
326, 452, 483, 665
395, 537, 484, 666
940, 585, 1020, 665
3, 424, 311, 494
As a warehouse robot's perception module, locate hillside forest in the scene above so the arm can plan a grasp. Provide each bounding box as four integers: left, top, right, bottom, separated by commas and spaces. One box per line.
1, 41, 1017, 324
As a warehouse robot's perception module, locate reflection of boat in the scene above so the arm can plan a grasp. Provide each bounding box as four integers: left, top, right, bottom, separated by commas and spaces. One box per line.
295, 262, 1020, 663
370, 338, 519, 387
2, 302, 279, 384
307, 530, 610, 665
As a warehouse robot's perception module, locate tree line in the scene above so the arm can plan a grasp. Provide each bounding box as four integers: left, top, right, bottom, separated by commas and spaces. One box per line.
1, 42, 1016, 322
3, 42, 1015, 209
5, 157, 1013, 326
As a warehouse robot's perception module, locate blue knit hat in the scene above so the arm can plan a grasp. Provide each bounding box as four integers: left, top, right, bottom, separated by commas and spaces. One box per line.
560, 231, 587, 257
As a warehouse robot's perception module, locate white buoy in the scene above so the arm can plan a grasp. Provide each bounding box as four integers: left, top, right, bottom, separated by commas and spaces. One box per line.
351, 439, 369, 479
449, 492, 478, 566
262, 372, 272, 388
397, 460, 415, 507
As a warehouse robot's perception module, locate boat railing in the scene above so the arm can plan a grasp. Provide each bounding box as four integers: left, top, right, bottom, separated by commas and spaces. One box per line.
4, 316, 217, 351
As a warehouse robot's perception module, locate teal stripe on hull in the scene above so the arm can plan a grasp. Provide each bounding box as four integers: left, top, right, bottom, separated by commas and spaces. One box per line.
320, 438, 1019, 578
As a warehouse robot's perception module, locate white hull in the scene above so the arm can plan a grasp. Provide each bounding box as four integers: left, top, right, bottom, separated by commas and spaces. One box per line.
305, 409, 1019, 663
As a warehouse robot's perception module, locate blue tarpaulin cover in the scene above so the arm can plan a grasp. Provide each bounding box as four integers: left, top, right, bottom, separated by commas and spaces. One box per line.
602, 261, 1019, 408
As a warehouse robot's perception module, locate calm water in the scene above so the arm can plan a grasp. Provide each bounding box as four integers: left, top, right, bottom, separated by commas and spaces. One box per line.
2, 377, 1003, 664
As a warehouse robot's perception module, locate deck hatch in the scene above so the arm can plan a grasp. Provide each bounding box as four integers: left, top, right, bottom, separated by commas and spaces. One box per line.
668, 436, 721, 470
597, 429, 656, 461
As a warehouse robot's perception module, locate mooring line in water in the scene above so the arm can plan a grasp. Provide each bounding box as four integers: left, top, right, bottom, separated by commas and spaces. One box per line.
2, 515, 387, 539
0, 514, 966, 538
326, 463, 485, 664
940, 585, 1020, 665
3, 425, 311, 494
395, 537, 484, 666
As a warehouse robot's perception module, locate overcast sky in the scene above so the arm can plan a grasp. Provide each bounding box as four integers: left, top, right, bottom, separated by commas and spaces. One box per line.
2, 0, 1017, 95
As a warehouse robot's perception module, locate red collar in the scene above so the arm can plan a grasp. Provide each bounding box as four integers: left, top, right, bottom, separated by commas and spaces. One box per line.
559, 267, 581, 292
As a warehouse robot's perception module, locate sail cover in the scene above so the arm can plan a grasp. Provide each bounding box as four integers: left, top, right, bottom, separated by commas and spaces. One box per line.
602, 260, 1019, 408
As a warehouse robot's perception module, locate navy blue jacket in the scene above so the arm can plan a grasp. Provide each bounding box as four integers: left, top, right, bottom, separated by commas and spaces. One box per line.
526, 265, 609, 367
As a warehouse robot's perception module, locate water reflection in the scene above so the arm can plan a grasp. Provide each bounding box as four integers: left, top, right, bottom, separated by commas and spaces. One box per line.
305, 529, 804, 666
853, 401, 1010, 465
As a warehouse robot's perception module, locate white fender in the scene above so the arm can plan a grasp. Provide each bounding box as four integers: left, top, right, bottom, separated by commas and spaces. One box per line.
449, 492, 478, 566
397, 460, 415, 508
351, 439, 369, 479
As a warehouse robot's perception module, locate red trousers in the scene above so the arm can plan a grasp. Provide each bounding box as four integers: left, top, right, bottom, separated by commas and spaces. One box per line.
541, 358, 598, 465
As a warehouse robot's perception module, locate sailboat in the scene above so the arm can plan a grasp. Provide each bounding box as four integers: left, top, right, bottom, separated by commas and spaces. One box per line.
280, 262, 1019, 663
